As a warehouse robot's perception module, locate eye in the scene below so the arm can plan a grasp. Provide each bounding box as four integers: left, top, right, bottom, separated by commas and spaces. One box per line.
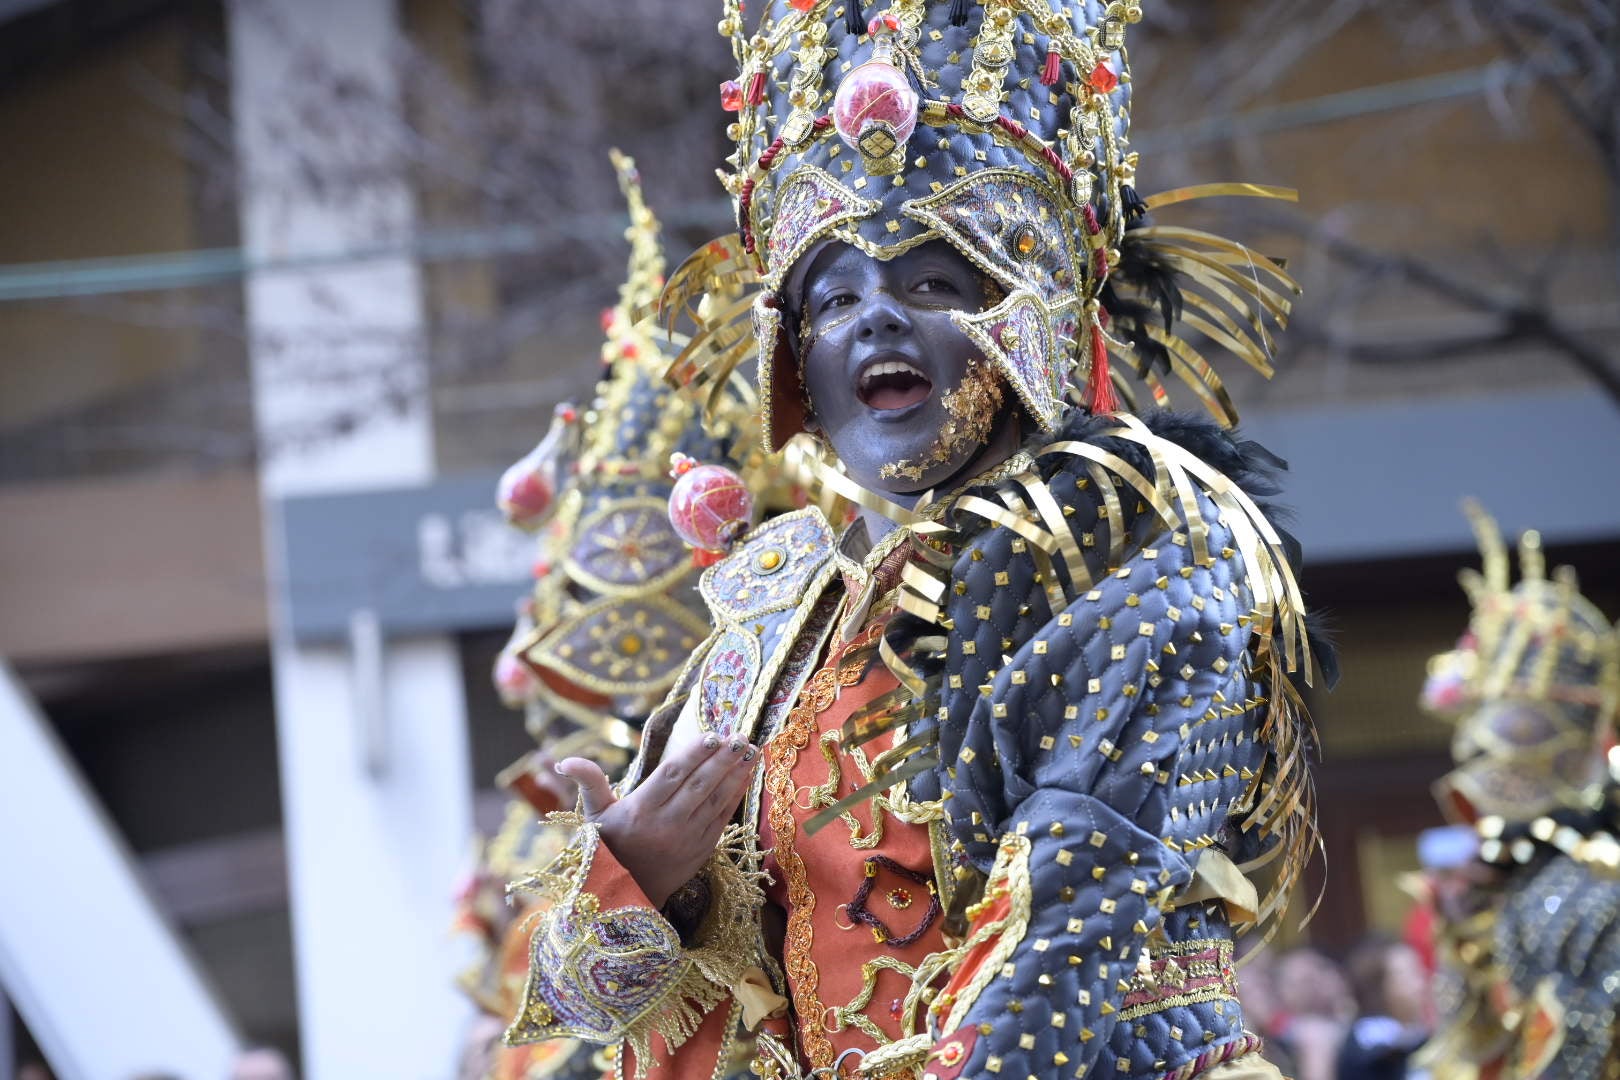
817, 293, 857, 315
913, 274, 960, 294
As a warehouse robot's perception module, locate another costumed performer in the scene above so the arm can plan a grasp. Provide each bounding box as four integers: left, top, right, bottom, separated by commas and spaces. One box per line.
1416, 503, 1620, 1080
504, 3, 1336, 1079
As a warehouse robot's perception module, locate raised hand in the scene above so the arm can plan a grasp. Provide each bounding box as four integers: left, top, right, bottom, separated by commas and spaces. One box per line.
554, 729, 758, 908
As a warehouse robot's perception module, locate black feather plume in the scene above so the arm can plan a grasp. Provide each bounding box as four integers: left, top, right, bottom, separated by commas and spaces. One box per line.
1099, 220, 1183, 380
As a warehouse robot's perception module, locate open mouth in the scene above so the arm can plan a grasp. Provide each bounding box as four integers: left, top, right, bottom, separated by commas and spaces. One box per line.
856, 359, 934, 413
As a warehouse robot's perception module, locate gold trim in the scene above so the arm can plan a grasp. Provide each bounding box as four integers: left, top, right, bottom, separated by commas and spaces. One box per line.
940, 831, 1033, 1034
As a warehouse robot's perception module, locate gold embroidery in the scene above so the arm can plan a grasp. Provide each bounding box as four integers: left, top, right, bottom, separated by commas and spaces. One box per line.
1117, 938, 1239, 1021
764, 618, 891, 1070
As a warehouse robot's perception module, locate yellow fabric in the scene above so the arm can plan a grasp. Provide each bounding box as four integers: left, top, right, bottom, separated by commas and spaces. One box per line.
734, 966, 788, 1031
1202, 1053, 1288, 1080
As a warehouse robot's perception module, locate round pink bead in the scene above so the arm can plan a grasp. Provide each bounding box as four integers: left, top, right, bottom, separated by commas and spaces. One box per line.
831, 59, 918, 153
668, 464, 755, 552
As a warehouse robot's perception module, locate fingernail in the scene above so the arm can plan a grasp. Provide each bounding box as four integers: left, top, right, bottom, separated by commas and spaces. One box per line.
552, 762, 566, 775
702, 734, 719, 750
742, 747, 757, 762
730, 740, 745, 754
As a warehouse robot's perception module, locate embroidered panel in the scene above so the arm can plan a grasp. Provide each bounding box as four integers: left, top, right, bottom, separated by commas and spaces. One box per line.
562, 497, 691, 596
530, 595, 711, 699
1118, 938, 1239, 1021
903, 169, 1083, 306
765, 165, 881, 290
701, 509, 837, 623
952, 290, 1069, 431
699, 626, 763, 739
507, 837, 694, 1047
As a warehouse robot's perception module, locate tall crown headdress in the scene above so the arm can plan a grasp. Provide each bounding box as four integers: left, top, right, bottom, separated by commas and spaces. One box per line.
1423, 500, 1620, 825
662, 0, 1301, 453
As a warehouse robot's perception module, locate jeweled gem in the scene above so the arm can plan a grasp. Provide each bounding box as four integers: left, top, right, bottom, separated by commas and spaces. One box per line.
720, 79, 744, 112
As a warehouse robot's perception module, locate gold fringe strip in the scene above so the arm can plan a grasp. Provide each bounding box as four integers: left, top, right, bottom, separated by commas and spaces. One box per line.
1016, 471, 1092, 596
1135, 226, 1301, 295
1141, 183, 1300, 213
1143, 324, 1242, 427
803, 753, 940, 836
1156, 250, 1294, 323
788, 441, 922, 526
871, 727, 941, 774
1179, 310, 1276, 378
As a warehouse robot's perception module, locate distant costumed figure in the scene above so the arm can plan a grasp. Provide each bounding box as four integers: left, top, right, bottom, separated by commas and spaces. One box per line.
1417, 502, 1620, 1080
504, 3, 1336, 1079
456, 150, 799, 1080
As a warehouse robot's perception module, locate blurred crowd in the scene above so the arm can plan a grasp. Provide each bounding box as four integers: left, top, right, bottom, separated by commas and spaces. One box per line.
1238, 936, 1431, 1080
1230, 824, 1491, 1080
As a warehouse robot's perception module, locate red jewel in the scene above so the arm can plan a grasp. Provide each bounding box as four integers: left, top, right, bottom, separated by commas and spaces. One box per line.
789, 0, 815, 10
621, 342, 638, 360
599, 307, 615, 331
889, 998, 903, 1018
1087, 61, 1119, 94
719, 79, 744, 112
531, 558, 551, 579
559, 406, 578, 423
867, 12, 900, 34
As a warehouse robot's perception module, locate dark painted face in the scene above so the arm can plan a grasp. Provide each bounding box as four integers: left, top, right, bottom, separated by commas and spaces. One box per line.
794, 240, 1012, 497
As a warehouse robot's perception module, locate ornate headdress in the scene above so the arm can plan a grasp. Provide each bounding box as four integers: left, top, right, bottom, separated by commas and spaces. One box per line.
1423, 501, 1620, 827
494, 150, 789, 736
662, 0, 1299, 454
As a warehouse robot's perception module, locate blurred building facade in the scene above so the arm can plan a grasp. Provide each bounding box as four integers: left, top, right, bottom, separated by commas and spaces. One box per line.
0, 1, 1616, 1078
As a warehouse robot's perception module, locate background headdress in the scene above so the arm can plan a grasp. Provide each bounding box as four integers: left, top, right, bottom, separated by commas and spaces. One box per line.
1423, 500, 1620, 825
495, 149, 791, 733
662, 0, 1301, 453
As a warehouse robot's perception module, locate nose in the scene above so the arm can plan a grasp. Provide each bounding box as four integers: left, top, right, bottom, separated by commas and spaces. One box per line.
856, 290, 913, 341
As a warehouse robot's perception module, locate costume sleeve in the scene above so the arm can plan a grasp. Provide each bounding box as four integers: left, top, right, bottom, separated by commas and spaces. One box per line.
503, 691, 775, 1079
925, 509, 1253, 1079
1500, 855, 1620, 1079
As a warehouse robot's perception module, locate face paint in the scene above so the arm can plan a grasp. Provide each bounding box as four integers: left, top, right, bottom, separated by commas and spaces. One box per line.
879, 357, 1006, 482
795, 240, 1016, 498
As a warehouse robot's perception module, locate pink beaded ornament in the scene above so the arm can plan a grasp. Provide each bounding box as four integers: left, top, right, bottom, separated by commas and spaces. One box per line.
491, 605, 540, 709
496, 403, 578, 529
667, 453, 755, 566
831, 16, 917, 175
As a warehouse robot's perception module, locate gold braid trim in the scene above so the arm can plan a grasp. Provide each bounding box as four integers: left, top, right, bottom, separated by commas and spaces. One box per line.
765, 618, 892, 1070
932, 831, 1034, 1036
503, 818, 768, 1080
616, 825, 772, 1077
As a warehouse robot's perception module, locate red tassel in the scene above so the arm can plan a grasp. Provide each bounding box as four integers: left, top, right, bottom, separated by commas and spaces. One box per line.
1041, 48, 1061, 87
1087, 319, 1118, 415
745, 70, 767, 106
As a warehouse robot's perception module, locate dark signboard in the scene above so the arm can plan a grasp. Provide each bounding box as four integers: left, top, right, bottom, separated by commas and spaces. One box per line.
276, 472, 533, 643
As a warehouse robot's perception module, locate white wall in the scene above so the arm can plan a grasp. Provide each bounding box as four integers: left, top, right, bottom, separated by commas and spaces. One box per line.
229, 1, 476, 1076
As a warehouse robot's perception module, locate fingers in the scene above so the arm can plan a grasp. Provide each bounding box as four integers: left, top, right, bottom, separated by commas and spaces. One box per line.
698, 747, 758, 834
647, 727, 743, 801
553, 757, 615, 818
661, 733, 758, 819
